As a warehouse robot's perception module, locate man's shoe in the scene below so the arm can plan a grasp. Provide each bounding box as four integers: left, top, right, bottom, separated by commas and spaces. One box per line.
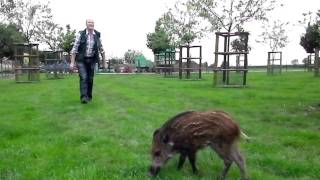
81, 97, 88, 104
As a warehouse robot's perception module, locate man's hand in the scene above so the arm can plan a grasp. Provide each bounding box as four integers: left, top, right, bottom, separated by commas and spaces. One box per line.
70, 53, 76, 71
102, 59, 107, 69
70, 62, 75, 70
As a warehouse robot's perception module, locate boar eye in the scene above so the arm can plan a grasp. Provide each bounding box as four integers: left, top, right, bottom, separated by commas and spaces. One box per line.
163, 134, 170, 144
154, 151, 161, 157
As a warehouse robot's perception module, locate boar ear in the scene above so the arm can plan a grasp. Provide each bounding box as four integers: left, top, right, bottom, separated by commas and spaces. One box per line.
153, 129, 160, 137
163, 134, 170, 144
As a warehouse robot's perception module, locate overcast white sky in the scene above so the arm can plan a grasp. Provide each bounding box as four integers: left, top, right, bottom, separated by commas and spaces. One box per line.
47, 0, 319, 65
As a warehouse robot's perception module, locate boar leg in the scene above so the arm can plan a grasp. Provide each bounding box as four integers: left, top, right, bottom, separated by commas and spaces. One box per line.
211, 143, 232, 180
177, 152, 187, 170
230, 146, 248, 180
188, 151, 198, 174
218, 157, 232, 180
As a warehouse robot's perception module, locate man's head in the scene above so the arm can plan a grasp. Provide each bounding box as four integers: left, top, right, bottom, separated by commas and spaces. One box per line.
86, 19, 95, 31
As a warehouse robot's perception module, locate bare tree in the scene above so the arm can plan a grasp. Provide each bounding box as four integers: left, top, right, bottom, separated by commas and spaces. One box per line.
298, 10, 320, 27
256, 20, 289, 52
36, 21, 63, 51
187, 0, 280, 33
0, 0, 54, 43
159, 1, 205, 46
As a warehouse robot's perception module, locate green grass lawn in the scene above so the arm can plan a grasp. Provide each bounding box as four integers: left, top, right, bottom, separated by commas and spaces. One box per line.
0, 72, 319, 179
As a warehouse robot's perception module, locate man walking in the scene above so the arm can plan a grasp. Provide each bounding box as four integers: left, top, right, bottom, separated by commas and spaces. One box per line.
70, 19, 106, 104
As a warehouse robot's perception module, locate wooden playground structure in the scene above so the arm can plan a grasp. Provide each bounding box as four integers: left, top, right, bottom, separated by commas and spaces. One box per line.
179, 45, 202, 80
154, 49, 179, 78
154, 45, 203, 80
213, 32, 249, 87
305, 53, 315, 72
14, 43, 40, 83
267, 51, 283, 75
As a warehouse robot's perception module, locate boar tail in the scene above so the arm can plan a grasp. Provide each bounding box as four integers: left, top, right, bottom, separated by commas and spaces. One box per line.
240, 131, 250, 142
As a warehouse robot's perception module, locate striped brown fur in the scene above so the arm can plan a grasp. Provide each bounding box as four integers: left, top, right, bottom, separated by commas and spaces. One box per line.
149, 110, 248, 180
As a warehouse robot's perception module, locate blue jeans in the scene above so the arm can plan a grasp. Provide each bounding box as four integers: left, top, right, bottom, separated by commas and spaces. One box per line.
77, 61, 96, 100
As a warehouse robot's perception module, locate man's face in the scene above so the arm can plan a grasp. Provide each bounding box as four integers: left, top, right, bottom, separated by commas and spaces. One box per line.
86, 19, 94, 31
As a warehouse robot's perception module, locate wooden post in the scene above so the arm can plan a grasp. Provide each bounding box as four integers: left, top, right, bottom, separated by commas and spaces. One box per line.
243, 34, 249, 86
213, 33, 219, 86
308, 54, 313, 72
14, 44, 18, 82
236, 55, 240, 70
199, 46, 202, 79
138, 58, 141, 73
280, 52, 283, 74
226, 34, 231, 85
0, 59, 2, 76
243, 53, 248, 85
223, 36, 227, 83
315, 48, 319, 77
186, 45, 190, 79
267, 52, 270, 75
179, 46, 182, 79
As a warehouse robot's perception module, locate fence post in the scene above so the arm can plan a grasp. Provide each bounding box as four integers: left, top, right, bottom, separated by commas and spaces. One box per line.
315, 48, 319, 77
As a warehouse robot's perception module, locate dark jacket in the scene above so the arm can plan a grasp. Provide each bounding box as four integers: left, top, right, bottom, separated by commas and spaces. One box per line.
76, 29, 101, 63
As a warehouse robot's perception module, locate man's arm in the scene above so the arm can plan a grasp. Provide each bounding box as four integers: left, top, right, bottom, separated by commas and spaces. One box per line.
98, 37, 106, 69
100, 50, 106, 69
70, 32, 81, 69
70, 53, 76, 69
